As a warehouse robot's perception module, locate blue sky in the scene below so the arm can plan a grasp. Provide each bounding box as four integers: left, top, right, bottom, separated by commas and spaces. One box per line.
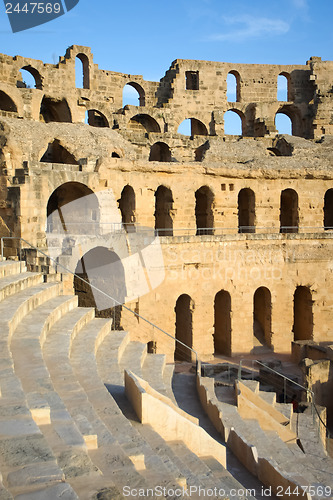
0, 0, 332, 134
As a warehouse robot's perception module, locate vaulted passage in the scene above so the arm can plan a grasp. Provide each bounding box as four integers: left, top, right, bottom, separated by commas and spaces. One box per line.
40, 97, 72, 123
74, 247, 126, 329
149, 142, 171, 162
214, 290, 231, 356
0, 91, 17, 112
123, 82, 145, 107
178, 118, 208, 136
86, 109, 109, 127
118, 185, 136, 230
154, 186, 174, 236
40, 139, 78, 164
238, 188, 255, 233
293, 286, 313, 341
280, 189, 299, 233
17, 66, 43, 90
195, 186, 214, 235
128, 114, 161, 133
175, 294, 194, 361
324, 189, 333, 230
253, 287, 272, 347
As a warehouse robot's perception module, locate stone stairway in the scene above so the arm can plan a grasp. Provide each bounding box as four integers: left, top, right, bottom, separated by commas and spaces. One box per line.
96, 334, 259, 499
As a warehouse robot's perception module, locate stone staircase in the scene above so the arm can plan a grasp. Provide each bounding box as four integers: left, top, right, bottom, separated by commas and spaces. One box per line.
0, 259, 259, 499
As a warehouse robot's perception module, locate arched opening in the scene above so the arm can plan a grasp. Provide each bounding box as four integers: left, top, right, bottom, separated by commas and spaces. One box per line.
75, 53, 90, 89
85, 109, 109, 127
277, 73, 290, 102
227, 71, 241, 102
17, 66, 43, 90
40, 97, 72, 123
40, 139, 78, 165
280, 189, 299, 233
224, 110, 243, 135
123, 82, 145, 107
47, 182, 98, 234
74, 247, 126, 329
128, 114, 161, 133
175, 294, 194, 361
154, 186, 174, 236
275, 112, 292, 135
214, 290, 231, 355
0, 91, 17, 112
118, 185, 136, 230
178, 118, 208, 136
238, 188, 255, 233
149, 142, 171, 162
253, 287, 272, 348
293, 286, 313, 341
195, 186, 214, 235
324, 189, 333, 230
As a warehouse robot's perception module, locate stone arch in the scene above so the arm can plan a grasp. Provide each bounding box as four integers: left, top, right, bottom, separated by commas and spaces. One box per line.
224, 109, 245, 135
149, 142, 171, 162
123, 82, 145, 107
17, 65, 43, 90
85, 109, 109, 127
74, 247, 126, 329
47, 182, 98, 234
118, 185, 136, 229
175, 294, 194, 361
128, 114, 161, 133
0, 90, 17, 112
154, 185, 174, 236
277, 72, 291, 102
40, 139, 78, 165
253, 287, 272, 347
324, 189, 333, 230
195, 186, 214, 235
280, 188, 299, 233
238, 188, 255, 233
275, 104, 301, 136
214, 290, 231, 355
293, 286, 313, 341
76, 53, 90, 89
227, 70, 241, 102
40, 96, 72, 123
178, 118, 208, 136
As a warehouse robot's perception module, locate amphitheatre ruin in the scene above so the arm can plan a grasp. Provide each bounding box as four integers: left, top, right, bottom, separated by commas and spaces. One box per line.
0, 45, 332, 499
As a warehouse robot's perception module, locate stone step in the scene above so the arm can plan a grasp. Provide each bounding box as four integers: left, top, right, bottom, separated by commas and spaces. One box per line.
142, 353, 167, 395
162, 363, 177, 404
0, 260, 27, 278
118, 341, 147, 380
258, 390, 276, 405
0, 271, 43, 302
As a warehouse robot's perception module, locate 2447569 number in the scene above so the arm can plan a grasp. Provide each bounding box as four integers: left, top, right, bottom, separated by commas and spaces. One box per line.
6, 3, 62, 14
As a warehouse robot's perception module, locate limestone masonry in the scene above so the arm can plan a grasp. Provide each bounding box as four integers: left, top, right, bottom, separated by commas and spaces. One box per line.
0, 45, 332, 362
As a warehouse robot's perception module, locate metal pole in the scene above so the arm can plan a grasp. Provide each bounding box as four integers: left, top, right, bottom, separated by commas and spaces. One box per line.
238, 360, 242, 380
284, 378, 287, 403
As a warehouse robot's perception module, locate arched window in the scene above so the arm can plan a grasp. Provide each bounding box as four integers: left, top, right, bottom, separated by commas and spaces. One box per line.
324, 189, 333, 230
277, 73, 290, 102
0, 91, 17, 112
17, 66, 42, 90
275, 112, 292, 135
85, 109, 109, 127
227, 71, 241, 102
123, 82, 145, 107
128, 114, 161, 133
75, 247, 125, 329
40, 97, 71, 123
195, 186, 214, 235
175, 294, 194, 361
149, 142, 171, 162
293, 286, 313, 341
178, 118, 208, 136
253, 287, 272, 348
280, 189, 299, 233
224, 110, 243, 135
118, 185, 136, 230
238, 188, 255, 233
154, 186, 174, 236
40, 139, 78, 165
214, 291, 231, 355
75, 53, 90, 89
